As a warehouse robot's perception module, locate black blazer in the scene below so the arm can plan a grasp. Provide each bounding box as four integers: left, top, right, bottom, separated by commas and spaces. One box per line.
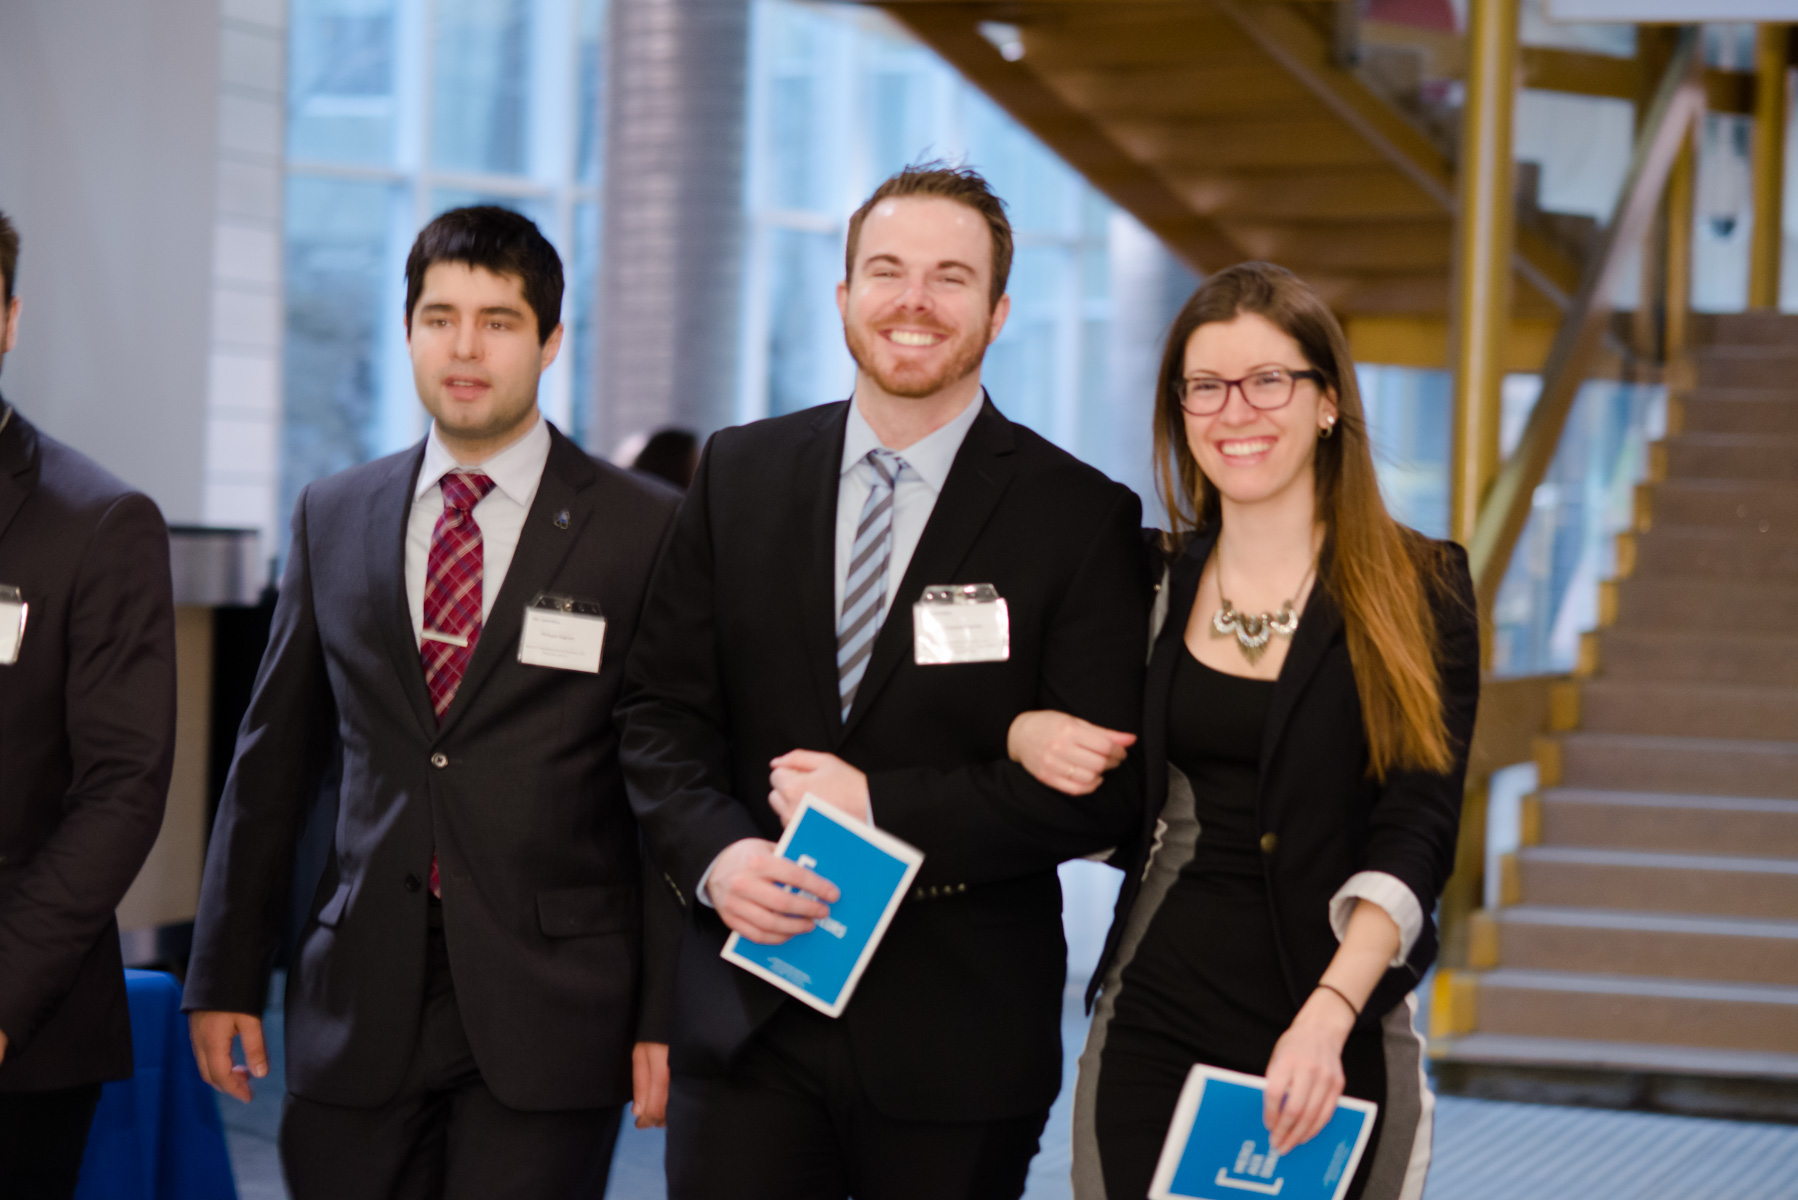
184, 424, 681, 1112
1089, 526, 1479, 1027
618, 397, 1149, 1122
0, 404, 176, 1092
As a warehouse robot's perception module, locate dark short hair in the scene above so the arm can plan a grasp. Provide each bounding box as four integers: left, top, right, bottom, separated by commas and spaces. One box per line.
844, 162, 1013, 308
0, 210, 17, 306
404, 206, 563, 343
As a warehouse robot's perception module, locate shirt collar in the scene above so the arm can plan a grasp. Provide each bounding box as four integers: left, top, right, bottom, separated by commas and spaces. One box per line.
839, 391, 985, 494
415, 413, 552, 507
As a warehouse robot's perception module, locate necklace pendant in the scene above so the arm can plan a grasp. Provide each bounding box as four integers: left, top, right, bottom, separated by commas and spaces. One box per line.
1212, 596, 1298, 665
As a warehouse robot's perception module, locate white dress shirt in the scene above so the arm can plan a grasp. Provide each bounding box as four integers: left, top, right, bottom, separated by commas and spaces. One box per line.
832, 392, 984, 622
405, 415, 552, 647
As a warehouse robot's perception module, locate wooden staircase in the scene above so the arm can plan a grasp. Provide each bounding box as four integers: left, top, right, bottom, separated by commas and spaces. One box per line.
1432, 312, 1798, 1122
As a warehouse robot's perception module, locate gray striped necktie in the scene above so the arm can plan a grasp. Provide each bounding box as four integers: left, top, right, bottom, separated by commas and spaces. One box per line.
837, 449, 908, 720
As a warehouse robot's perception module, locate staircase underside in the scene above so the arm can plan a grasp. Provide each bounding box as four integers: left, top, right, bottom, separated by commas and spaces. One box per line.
871, 0, 1581, 323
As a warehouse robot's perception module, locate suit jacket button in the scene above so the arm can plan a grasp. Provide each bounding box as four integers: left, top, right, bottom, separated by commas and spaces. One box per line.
1260, 832, 1278, 855
404, 874, 422, 892
430, 753, 448, 769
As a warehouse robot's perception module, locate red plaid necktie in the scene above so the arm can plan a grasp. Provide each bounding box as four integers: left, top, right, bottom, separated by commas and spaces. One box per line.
422, 470, 496, 896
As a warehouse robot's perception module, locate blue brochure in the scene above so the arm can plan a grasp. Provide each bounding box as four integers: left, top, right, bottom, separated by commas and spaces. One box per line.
1150, 1065, 1378, 1200
720, 795, 924, 1018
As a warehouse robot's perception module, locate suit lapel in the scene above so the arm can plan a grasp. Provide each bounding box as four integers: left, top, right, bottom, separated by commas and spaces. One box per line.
1140, 528, 1215, 850
1258, 555, 1344, 800
435, 425, 596, 739
367, 442, 437, 737
0, 403, 40, 545
796, 403, 852, 733
840, 398, 1016, 742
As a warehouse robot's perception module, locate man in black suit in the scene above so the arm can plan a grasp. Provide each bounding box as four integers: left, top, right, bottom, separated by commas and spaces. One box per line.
0, 212, 178, 1198
619, 165, 1148, 1198
184, 207, 677, 1199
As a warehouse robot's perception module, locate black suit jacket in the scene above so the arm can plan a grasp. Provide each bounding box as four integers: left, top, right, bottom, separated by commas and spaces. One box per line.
1089, 526, 1480, 1026
184, 423, 681, 1112
0, 403, 176, 1092
618, 397, 1149, 1122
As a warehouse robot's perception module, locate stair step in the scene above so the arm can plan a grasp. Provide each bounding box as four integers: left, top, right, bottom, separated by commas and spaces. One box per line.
1431, 1031, 1798, 1080
1693, 347, 1798, 390
1591, 628, 1798, 686
1678, 390, 1798, 436
1537, 788, 1798, 859
1661, 434, 1798, 483
1691, 311, 1798, 347
1469, 968, 1798, 1054
1547, 731, 1798, 799
1493, 906, 1798, 986
1608, 576, 1798, 634
1630, 527, 1798, 581
1515, 844, 1798, 919
1643, 479, 1798, 532
1573, 678, 1798, 741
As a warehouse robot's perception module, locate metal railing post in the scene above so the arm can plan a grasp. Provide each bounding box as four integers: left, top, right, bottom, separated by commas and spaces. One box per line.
1749, 24, 1790, 310
1449, 0, 1519, 554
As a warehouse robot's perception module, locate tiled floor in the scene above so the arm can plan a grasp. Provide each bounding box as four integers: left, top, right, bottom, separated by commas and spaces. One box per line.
222, 865, 1798, 1198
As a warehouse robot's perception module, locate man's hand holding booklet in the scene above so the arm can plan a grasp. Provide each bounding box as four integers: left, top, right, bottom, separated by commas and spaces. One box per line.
721, 794, 924, 1018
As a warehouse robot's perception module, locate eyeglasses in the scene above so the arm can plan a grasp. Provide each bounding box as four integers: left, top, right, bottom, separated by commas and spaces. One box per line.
1176, 367, 1325, 416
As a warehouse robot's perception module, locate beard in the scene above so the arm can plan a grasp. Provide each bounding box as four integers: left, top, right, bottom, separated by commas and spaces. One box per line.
843, 311, 991, 399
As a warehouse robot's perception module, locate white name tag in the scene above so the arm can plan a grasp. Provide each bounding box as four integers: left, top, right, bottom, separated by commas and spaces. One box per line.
913, 584, 1009, 665
517, 594, 606, 674
0, 585, 26, 667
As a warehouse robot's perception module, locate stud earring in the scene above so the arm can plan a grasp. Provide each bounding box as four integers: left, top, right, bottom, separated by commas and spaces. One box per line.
1319, 418, 1336, 440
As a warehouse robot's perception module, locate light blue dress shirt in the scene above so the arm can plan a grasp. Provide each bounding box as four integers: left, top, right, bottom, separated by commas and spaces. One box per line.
833, 392, 985, 624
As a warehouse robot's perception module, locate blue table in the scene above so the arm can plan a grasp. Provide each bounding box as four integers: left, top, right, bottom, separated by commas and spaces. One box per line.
75, 968, 238, 1200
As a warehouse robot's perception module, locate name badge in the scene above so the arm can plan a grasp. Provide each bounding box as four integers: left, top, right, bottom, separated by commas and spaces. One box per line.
0, 585, 26, 666
913, 584, 1009, 665
518, 593, 606, 674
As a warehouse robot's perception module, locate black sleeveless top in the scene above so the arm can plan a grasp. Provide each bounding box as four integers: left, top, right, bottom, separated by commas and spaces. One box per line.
1108, 644, 1296, 1064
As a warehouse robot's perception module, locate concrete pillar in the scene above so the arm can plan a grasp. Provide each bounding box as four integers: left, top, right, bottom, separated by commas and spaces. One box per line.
593, 0, 751, 457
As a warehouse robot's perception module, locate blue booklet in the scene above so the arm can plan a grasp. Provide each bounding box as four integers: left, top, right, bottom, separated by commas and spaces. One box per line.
720, 795, 924, 1018
1150, 1065, 1378, 1200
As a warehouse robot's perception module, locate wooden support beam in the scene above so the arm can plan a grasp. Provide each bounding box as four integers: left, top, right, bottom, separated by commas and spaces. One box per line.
1750, 24, 1790, 310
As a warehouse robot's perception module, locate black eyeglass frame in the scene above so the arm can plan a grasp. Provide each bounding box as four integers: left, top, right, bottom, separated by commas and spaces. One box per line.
1175, 367, 1327, 417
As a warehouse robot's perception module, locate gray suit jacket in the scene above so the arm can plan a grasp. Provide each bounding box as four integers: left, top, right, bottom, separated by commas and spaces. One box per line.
0, 402, 176, 1092
185, 423, 681, 1111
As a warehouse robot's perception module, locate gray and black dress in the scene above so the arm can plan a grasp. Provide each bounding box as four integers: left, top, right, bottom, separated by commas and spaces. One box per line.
1070, 528, 1479, 1200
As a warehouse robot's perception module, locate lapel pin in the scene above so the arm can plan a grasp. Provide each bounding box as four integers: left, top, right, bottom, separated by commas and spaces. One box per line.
554, 509, 571, 530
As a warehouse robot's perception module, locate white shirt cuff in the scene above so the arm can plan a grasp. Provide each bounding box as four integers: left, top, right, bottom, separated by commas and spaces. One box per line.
695, 853, 723, 909
1328, 871, 1423, 968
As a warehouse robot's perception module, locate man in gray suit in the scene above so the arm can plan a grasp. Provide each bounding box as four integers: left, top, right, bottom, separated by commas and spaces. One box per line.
184, 207, 676, 1199
0, 211, 178, 1200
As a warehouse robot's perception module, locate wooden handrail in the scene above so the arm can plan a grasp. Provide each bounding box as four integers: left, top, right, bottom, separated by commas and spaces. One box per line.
1467, 28, 1706, 613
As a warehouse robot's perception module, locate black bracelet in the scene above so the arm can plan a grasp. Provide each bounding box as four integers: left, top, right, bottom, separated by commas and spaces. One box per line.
1315, 982, 1360, 1019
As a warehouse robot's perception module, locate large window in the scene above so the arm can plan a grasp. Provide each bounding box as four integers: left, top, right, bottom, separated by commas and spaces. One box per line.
739, 3, 1115, 457
282, 0, 604, 533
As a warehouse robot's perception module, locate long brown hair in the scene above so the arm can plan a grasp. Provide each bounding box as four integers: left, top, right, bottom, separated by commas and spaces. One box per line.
1152, 262, 1458, 778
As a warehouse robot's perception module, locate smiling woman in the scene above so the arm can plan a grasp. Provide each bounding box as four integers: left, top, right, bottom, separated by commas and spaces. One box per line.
1007, 262, 1480, 1200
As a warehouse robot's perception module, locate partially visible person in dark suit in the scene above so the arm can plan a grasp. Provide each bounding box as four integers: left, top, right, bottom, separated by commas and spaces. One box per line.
618, 163, 1149, 1200
0, 211, 178, 1199
631, 427, 699, 491
183, 206, 678, 1200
